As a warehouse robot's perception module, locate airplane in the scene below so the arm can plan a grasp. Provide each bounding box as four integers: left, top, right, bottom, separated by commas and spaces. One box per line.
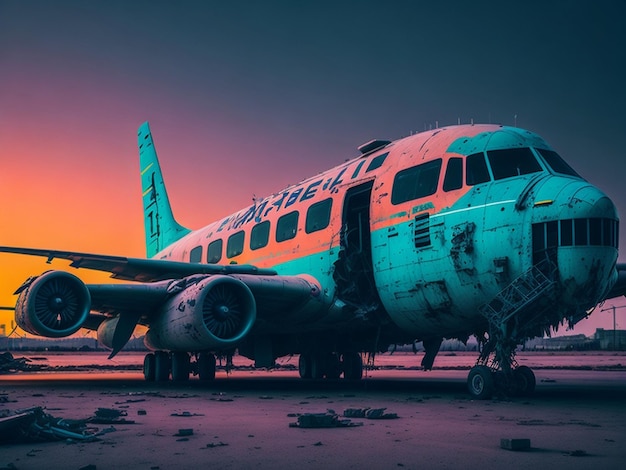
1, 122, 624, 399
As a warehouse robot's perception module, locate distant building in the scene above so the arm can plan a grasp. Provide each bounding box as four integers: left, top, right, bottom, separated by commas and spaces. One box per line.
593, 329, 626, 351
523, 334, 598, 351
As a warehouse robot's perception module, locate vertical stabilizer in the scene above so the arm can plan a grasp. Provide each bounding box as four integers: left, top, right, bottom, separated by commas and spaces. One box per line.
138, 122, 191, 258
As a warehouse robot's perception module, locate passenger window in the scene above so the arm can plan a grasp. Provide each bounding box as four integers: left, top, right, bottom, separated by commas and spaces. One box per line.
466, 152, 490, 185
276, 211, 299, 242
190, 246, 203, 263
391, 159, 442, 205
250, 221, 270, 250
306, 198, 332, 234
366, 152, 389, 172
487, 148, 542, 180
207, 239, 222, 263
227, 231, 245, 258
443, 158, 463, 192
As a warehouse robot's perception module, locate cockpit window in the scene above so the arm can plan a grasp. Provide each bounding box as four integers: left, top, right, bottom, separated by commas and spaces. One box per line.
443, 157, 463, 192
536, 148, 580, 177
466, 152, 490, 186
487, 148, 542, 180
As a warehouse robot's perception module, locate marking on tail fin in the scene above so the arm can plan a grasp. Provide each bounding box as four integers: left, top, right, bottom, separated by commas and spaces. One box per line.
138, 122, 191, 258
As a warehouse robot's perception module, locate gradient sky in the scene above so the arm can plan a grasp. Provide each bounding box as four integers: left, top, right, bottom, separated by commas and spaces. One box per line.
1, 0, 625, 336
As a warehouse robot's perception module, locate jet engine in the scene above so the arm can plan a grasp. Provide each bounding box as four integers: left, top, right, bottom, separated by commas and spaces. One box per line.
144, 275, 256, 351
15, 271, 91, 338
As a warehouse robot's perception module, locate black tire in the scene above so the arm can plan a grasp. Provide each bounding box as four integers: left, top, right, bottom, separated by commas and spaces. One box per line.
342, 352, 363, 381
326, 353, 341, 380
311, 354, 326, 380
171, 352, 190, 382
513, 365, 536, 396
198, 353, 216, 381
298, 354, 312, 379
143, 353, 155, 382
467, 365, 494, 399
154, 351, 170, 382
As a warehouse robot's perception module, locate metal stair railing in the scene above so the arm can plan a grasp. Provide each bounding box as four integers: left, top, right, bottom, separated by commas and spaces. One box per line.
479, 260, 557, 326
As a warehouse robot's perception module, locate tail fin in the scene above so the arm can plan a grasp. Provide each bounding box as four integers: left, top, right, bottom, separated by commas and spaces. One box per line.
138, 122, 191, 258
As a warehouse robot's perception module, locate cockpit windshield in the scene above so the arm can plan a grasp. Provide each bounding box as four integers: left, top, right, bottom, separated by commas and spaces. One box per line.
486, 148, 543, 180
535, 148, 581, 178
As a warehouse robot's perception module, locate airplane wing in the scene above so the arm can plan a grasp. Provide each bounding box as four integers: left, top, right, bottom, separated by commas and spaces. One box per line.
2, 246, 321, 357
0, 246, 277, 281
605, 263, 626, 299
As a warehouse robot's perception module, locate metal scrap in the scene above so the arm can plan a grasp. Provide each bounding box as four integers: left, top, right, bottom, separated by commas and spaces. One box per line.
343, 407, 399, 419
289, 412, 363, 428
0, 352, 42, 373
0, 407, 101, 443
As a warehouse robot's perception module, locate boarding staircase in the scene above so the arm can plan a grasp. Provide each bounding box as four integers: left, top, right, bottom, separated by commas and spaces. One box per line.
477, 259, 558, 370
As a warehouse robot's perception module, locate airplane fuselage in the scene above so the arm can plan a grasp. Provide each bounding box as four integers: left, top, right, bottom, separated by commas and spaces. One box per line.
146, 125, 618, 356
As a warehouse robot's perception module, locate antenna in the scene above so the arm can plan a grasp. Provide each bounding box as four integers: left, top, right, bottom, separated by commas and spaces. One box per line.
600, 305, 626, 350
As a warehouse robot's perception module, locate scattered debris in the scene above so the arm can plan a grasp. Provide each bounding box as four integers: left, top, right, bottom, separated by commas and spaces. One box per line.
0, 407, 101, 443
343, 408, 399, 419
566, 449, 589, 457
0, 352, 43, 373
114, 398, 146, 404
500, 438, 531, 451
289, 412, 363, 428
171, 411, 204, 417
89, 408, 136, 425
206, 441, 228, 448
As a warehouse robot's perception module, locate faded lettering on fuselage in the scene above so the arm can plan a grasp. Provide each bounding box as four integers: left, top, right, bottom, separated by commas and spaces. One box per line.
217, 160, 363, 233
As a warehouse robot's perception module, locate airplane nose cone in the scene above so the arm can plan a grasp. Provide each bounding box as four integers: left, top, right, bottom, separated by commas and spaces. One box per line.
566, 185, 618, 220
550, 184, 619, 312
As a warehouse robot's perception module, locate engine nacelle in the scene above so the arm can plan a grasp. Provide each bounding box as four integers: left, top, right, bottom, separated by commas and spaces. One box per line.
15, 271, 91, 338
145, 275, 256, 351
96, 316, 119, 350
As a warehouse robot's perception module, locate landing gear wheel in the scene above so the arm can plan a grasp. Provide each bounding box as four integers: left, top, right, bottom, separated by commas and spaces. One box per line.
198, 353, 216, 381
298, 354, 312, 379
311, 355, 326, 380
513, 365, 536, 396
143, 353, 155, 381
326, 353, 341, 380
342, 352, 363, 381
154, 351, 170, 382
171, 352, 190, 382
468, 365, 494, 400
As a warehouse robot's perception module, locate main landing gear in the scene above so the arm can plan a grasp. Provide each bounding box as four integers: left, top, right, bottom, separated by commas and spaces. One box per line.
143, 351, 217, 382
298, 352, 364, 381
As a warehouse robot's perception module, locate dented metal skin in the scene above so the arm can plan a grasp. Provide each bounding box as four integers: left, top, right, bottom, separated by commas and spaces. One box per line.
3, 123, 621, 389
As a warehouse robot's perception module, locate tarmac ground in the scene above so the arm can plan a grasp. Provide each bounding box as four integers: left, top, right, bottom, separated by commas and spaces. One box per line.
1, 351, 625, 470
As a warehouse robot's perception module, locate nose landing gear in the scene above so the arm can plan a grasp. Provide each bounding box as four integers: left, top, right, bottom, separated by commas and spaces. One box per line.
468, 260, 556, 399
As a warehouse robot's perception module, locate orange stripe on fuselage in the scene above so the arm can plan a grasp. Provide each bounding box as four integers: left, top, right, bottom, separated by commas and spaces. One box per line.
157, 125, 502, 269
